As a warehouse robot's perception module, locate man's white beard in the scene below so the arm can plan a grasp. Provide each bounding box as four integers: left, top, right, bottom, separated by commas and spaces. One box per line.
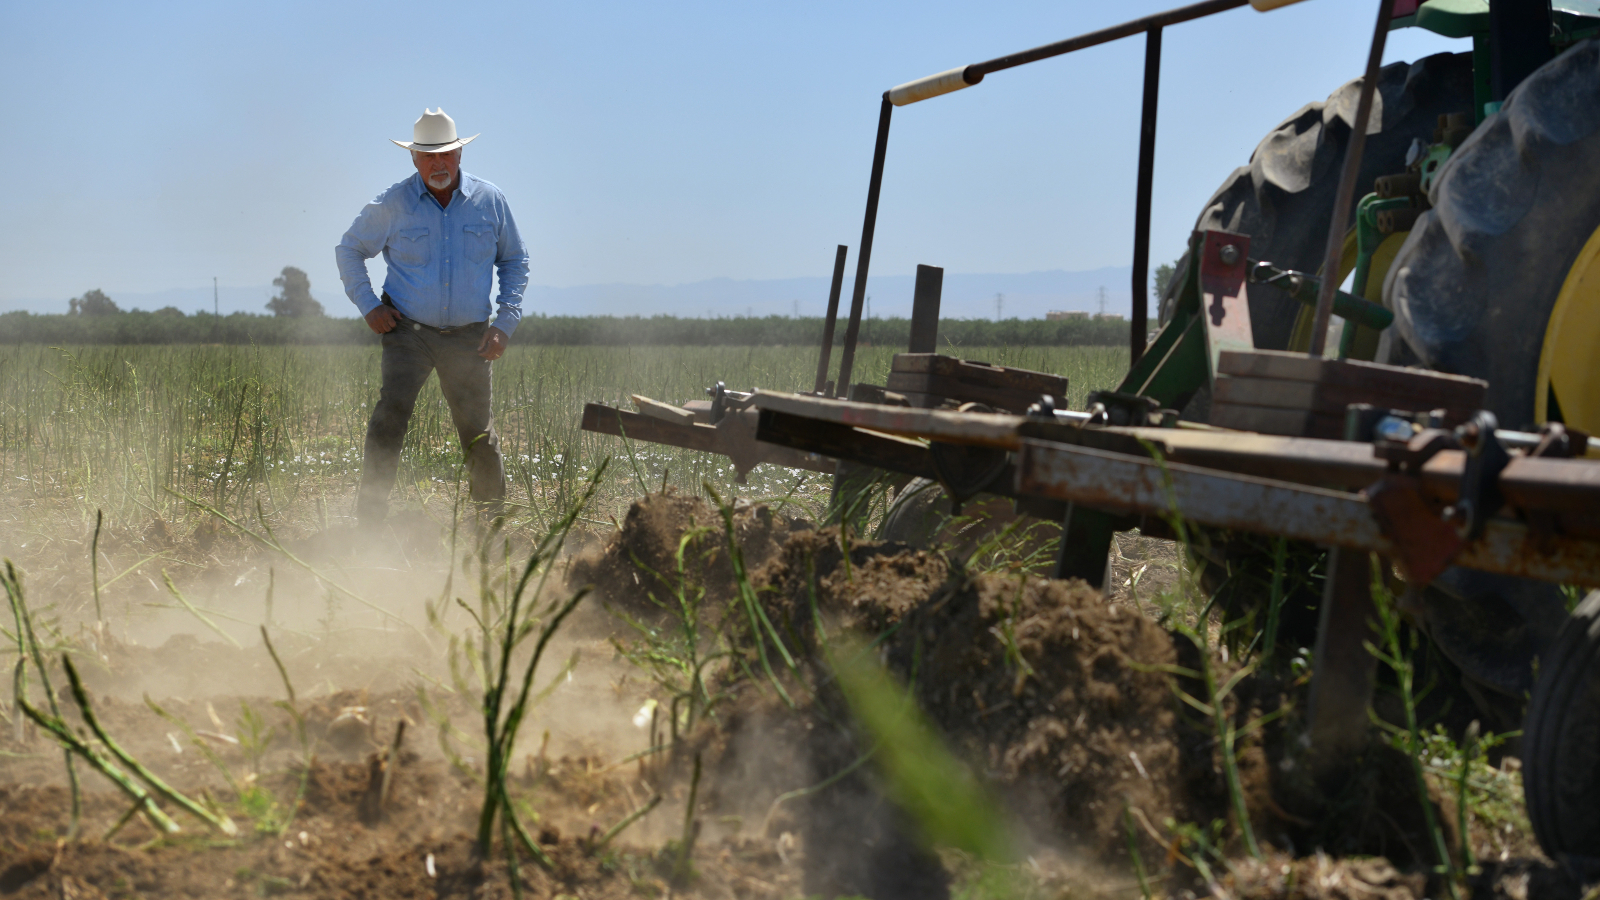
427, 171, 453, 190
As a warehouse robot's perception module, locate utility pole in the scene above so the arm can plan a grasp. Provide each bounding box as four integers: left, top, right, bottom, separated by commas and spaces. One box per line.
995, 292, 1004, 320
213, 277, 219, 317
1097, 286, 1106, 318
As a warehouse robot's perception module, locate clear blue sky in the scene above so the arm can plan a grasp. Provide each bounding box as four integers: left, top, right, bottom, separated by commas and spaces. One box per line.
0, 0, 1459, 314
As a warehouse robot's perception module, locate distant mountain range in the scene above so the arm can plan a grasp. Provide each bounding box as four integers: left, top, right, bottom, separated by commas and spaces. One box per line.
3, 266, 1142, 321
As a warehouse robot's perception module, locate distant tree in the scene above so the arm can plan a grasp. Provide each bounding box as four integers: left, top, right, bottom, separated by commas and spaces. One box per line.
266, 267, 324, 317
68, 289, 120, 316
155, 306, 186, 317
1152, 261, 1177, 300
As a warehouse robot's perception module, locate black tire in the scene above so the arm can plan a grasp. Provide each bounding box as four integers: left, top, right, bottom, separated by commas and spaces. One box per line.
1387, 39, 1600, 430
1160, 51, 1474, 351
1523, 590, 1600, 859
879, 478, 1053, 565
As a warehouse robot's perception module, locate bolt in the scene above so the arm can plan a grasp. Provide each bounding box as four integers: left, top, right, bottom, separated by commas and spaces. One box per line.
1219, 244, 1240, 266
1374, 416, 1415, 443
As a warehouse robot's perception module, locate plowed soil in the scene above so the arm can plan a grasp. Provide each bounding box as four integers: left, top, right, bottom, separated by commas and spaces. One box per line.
0, 489, 1588, 899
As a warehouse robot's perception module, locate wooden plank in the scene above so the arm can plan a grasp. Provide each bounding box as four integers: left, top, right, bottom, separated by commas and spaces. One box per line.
890, 353, 1068, 394
1209, 402, 1346, 438
884, 372, 1052, 413
631, 394, 696, 425
1217, 349, 1487, 399
751, 391, 1024, 448
756, 410, 938, 481
1214, 375, 1488, 420
582, 403, 722, 453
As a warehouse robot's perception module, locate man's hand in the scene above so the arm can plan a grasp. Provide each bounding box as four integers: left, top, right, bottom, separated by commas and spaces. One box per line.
478, 326, 508, 360
365, 305, 403, 334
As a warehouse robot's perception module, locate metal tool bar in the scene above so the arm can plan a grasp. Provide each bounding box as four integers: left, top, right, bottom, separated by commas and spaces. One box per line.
834, 97, 893, 398
752, 392, 1600, 508
813, 245, 849, 395
1131, 26, 1162, 364
1014, 437, 1600, 586
1309, 0, 1395, 357
968, 0, 1245, 82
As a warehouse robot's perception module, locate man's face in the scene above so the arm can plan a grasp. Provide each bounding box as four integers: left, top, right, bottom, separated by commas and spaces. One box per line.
412, 148, 461, 192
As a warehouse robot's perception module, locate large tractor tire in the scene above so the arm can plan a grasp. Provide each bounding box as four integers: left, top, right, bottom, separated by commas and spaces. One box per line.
1522, 590, 1600, 861
1386, 38, 1600, 433
1160, 51, 1474, 351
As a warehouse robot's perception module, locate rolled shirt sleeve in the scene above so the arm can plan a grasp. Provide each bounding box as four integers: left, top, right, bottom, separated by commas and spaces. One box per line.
491, 194, 530, 337
335, 193, 394, 318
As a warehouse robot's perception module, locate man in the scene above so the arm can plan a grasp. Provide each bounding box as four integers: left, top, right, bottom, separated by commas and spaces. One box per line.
336, 108, 529, 528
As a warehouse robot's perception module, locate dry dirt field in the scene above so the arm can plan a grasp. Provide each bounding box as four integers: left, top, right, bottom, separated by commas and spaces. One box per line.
1, 480, 1591, 900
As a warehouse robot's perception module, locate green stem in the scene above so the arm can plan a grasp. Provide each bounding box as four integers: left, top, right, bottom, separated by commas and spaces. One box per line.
17, 696, 179, 834
594, 794, 663, 850
61, 655, 237, 835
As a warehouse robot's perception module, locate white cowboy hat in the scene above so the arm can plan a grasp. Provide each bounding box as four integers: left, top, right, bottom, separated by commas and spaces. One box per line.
391, 108, 478, 153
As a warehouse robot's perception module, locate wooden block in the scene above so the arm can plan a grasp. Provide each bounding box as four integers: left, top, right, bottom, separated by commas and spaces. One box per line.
887, 353, 1068, 414
631, 394, 696, 425
890, 353, 1068, 396
1217, 349, 1486, 405
1209, 402, 1346, 439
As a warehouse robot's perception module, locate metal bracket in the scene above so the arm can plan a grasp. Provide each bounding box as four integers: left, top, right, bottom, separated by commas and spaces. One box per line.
1084, 390, 1163, 427
1450, 410, 1510, 540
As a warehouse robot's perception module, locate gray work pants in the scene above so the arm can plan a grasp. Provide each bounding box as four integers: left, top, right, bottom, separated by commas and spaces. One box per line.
356, 320, 506, 525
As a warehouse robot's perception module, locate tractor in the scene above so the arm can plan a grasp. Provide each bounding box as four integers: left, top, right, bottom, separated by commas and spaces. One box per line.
583, 0, 1600, 865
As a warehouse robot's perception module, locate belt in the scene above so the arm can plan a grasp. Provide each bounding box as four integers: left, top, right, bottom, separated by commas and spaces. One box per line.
381, 292, 487, 335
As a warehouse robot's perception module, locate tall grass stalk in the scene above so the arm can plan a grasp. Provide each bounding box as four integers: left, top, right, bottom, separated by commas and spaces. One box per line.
3, 561, 82, 836
470, 460, 607, 867
1363, 557, 1461, 898
705, 482, 798, 708
0, 345, 1126, 537
1141, 442, 1265, 860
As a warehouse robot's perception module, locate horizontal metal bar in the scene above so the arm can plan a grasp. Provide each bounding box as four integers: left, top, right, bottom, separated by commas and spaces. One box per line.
972, 0, 1247, 78
886, 0, 1247, 106
1014, 438, 1600, 586
1015, 437, 1387, 547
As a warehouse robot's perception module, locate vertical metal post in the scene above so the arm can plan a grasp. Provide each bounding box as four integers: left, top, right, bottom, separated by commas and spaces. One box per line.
1488, 0, 1553, 102
908, 264, 944, 353
813, 245, 850, 394
1309, 0, 1394, 357
1306, 546, 1381, 775
834, 95, 894, 398
1130, 26, 1162, 366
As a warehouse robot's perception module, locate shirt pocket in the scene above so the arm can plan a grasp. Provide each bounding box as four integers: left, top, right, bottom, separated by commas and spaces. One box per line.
389, 227, 431, 267
464, 223, 497, 264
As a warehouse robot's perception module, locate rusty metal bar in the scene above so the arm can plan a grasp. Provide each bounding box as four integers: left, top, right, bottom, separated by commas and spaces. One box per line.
835, 96, 893, 398
1131, 26, 1162, 365
1309, 0, 1395, 357
813, 244, 850, 394
1013, 437, 1600, 586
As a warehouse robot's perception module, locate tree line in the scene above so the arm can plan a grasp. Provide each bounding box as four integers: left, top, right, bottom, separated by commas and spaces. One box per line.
0, 309, 1128, 347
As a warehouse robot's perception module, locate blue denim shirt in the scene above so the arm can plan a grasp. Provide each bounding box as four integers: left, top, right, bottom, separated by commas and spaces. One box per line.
335, 171, 529, 335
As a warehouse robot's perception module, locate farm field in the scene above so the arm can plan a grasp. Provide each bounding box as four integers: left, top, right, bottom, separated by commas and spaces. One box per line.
0, 343, 1575, 899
